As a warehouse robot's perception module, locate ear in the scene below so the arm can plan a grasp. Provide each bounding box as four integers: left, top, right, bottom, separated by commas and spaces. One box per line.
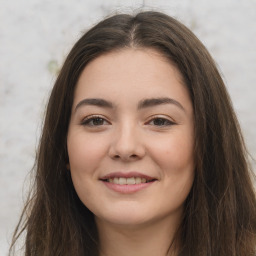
66, 163, 70, 170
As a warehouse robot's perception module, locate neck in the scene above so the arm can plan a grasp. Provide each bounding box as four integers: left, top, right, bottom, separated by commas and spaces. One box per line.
96, 215, 181, 256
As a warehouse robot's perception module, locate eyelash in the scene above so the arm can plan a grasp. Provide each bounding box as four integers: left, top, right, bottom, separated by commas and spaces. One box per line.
81, 115, 175, 127
81, 115, 110, 126
146, 116, 175, 127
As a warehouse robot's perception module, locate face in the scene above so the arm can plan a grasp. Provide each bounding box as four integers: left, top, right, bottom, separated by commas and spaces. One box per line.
67, 48, 195, 228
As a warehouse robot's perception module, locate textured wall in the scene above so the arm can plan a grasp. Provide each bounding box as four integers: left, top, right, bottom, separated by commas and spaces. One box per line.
1, 0, 256, 254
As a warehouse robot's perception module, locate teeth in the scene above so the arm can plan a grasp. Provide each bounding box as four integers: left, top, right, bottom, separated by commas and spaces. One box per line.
141, 178, 146, 183
107, 177, 150, 185
135, 177, 141, 184
119, 177, 126, 185
127, 177, 136, 185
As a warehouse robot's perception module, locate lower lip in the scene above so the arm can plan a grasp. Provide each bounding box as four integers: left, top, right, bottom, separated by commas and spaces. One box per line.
102, 181, 155, 194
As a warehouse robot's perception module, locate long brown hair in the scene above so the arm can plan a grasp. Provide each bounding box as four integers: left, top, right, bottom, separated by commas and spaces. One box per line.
9, 11, 256, 256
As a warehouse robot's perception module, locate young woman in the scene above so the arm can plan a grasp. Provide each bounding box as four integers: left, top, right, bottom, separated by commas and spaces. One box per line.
10, 11, 256, 256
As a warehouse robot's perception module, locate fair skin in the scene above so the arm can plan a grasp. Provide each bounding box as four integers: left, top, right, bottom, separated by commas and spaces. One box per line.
67, 48, 195, 256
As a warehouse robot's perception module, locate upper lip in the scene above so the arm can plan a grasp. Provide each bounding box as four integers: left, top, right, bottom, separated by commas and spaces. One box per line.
100, 172, 157, 181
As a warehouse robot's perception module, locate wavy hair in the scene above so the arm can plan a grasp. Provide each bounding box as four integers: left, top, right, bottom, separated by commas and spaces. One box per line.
10, 11, 256, 256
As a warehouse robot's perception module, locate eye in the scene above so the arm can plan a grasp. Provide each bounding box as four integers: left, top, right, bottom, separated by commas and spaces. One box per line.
81, 116, 110, 126
147, 117, 175, 126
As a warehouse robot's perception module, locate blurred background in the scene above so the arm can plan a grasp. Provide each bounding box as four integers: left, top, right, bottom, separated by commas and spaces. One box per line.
1, 0, 256, 254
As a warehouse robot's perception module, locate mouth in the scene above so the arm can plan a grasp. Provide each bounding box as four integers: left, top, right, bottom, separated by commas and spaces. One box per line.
100, 172, 157, 193
102, 177, 156, 185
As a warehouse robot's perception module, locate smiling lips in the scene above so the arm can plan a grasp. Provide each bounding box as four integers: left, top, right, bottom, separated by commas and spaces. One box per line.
107, 177, 150, 185
100, 172, 157, 193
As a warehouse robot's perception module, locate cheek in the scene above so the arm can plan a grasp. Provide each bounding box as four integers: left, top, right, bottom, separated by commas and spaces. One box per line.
67, 133, 109, 207
154, 134, 195, 208
67, 132, 108, 174
150, 133, 194, 173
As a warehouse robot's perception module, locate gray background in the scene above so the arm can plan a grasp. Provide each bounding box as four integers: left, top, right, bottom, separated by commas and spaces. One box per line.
1, 0, 256, 254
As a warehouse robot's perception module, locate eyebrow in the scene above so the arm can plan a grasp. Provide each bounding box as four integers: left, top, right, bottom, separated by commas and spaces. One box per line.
138, 97, 185, 111
74, 97, 185, 112
74, 98, 113, 112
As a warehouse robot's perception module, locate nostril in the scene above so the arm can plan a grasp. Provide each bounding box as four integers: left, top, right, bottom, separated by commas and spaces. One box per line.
112, 154, 138, 160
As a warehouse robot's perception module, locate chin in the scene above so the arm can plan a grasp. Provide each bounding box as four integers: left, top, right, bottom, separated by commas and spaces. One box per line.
95, 208, 155, 227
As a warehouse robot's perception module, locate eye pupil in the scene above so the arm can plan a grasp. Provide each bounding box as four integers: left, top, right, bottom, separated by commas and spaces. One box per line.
93, 117, 104, 125
153, 118, 166, 126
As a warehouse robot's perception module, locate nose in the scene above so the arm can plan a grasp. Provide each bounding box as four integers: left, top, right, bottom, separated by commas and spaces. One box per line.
108, 123, 146, 161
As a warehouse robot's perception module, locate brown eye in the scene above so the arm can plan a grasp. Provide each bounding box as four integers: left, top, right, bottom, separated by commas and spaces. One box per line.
148, 118, 175, 126
82, 116, 109, 126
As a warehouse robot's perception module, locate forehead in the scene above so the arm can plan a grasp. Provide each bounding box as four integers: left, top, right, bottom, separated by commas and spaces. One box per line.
73, 48, 191, 112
